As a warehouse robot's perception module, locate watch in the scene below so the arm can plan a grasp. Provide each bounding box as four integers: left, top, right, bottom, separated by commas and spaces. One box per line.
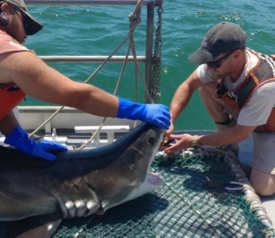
192, 135, 201, 147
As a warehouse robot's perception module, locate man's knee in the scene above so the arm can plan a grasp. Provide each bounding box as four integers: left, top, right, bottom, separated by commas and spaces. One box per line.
250, 169, 275, 196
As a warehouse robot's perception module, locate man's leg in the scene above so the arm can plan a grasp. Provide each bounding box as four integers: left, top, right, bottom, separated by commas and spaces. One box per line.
250, 169, 275, 196
251, 132, 275, 196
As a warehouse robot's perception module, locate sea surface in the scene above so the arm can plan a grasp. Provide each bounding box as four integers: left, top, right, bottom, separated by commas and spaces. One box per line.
23, 0, 275, 130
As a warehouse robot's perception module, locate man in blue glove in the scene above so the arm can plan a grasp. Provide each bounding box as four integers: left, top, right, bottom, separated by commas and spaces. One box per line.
0, 0, 171, 161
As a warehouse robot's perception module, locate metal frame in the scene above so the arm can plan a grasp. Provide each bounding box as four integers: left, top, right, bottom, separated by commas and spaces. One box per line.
25, 0, 161, 103
40, 56, 146, 63
25, 0, 162, 6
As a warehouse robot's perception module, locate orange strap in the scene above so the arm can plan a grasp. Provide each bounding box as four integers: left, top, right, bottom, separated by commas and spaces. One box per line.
0, 85, 26, 120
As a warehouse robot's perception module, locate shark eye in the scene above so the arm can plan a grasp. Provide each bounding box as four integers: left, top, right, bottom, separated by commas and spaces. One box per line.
148, 137, 155, 144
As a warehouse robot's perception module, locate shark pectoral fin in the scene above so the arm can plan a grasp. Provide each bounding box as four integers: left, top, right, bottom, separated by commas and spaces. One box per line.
5, 215, 62, 238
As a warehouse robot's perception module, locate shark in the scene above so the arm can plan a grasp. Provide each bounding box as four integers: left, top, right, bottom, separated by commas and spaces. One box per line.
0, 122, 163, 238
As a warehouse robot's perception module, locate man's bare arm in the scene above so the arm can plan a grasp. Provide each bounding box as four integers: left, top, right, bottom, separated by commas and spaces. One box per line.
0, 51, 119, 117
165, 124, 256, 153
169, 70, 204, 124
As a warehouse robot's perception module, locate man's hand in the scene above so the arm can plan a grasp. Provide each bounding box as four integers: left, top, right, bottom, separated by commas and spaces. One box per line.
116, 98, 171, 129
4, 125, 67, 161
164, 123, 174, 143
142, 104, 171, 130
164, 133, 193, 154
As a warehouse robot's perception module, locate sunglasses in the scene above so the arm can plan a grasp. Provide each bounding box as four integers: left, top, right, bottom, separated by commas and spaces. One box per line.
20, 10, 29, 30
8, 3, 29, 30
207, 51, 233, 68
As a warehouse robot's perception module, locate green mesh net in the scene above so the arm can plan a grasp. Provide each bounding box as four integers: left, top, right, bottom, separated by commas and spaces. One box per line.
53, 147, 275, 238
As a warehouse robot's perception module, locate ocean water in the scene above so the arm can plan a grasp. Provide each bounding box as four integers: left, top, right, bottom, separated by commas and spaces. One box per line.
23, 0, 275, 130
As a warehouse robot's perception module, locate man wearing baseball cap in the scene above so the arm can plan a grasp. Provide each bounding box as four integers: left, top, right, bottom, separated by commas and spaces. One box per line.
0, 1, 171, 161
164, 22, 275, 196
0, 0, 43, 35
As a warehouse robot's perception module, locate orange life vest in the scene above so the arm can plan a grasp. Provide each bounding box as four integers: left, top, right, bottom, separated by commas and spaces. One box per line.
0, 84, 26, 120
216, 50, 275, 132
0, 30, 30, 120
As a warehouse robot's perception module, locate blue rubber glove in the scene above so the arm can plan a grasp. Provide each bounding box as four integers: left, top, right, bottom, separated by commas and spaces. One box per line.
4, 125, 67, 161
116, 98, 171, 129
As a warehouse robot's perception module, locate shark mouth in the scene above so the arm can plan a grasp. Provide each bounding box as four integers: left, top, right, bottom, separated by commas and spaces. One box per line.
147, 172, 163, 186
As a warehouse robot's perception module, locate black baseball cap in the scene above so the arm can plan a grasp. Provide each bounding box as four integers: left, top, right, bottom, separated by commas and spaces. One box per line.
189, 22, 247, 64
3, 0, 43, 35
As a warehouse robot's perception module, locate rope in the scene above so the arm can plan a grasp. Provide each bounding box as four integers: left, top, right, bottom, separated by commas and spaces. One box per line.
156, 170, 224, 237
192, 146, 275, 235
74, 0, 146, 150
29, 0, 146, 139
157, 146, 275, 237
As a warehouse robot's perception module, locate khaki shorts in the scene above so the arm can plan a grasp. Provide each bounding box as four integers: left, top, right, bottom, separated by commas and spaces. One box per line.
251, 132, 275, 174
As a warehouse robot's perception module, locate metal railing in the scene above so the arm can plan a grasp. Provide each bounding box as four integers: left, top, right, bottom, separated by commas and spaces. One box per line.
25, 0, 161, 103
26, 0, 162, 5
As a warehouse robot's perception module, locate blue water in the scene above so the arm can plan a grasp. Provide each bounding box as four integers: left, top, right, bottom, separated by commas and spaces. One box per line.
23, 0, 275, 130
